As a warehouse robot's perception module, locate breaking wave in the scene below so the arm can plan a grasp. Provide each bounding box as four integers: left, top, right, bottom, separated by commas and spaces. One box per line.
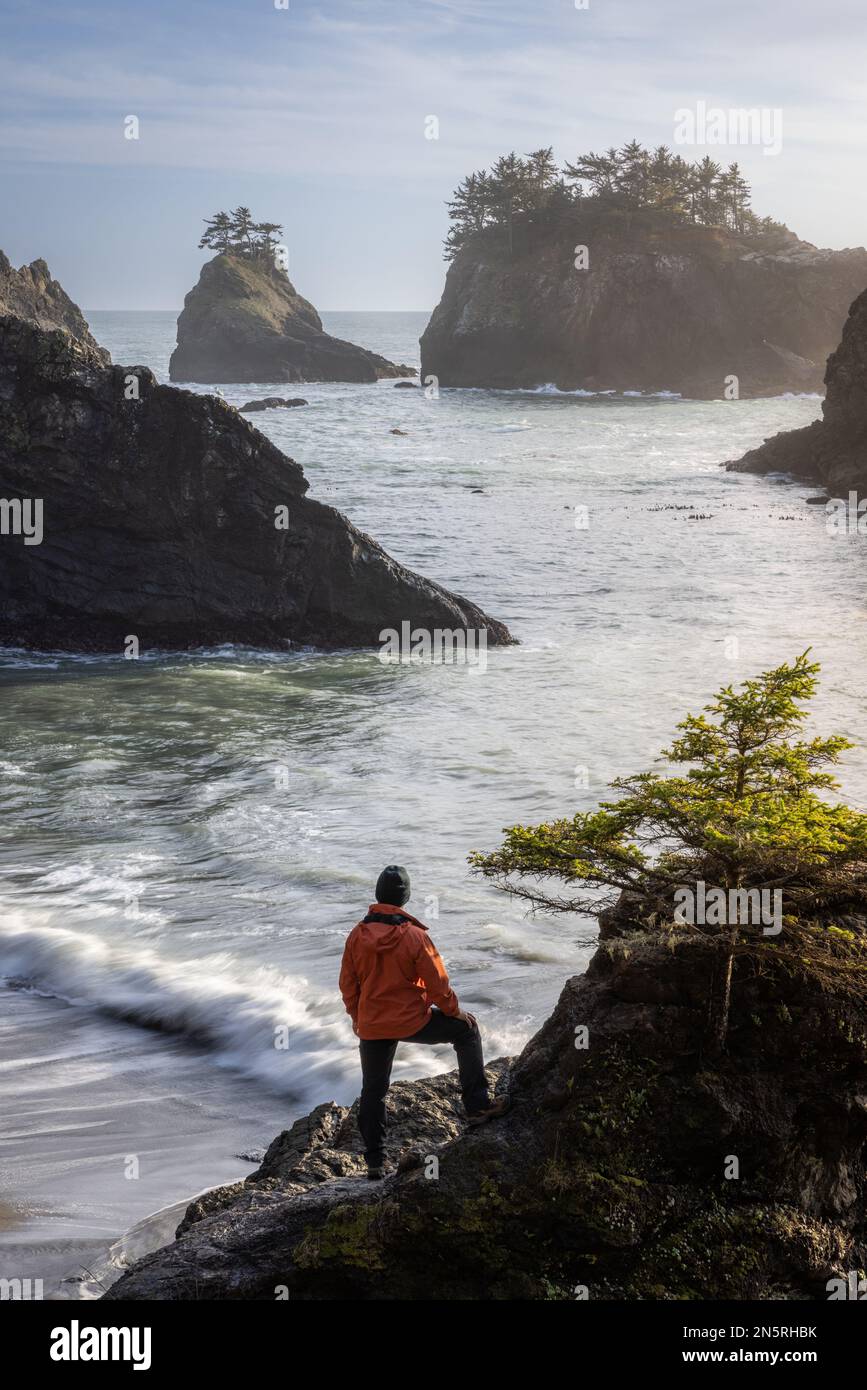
0, 913, 353, 1102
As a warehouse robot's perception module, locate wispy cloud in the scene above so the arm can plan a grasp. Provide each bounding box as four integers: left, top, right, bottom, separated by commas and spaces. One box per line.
2, 0, 865, 306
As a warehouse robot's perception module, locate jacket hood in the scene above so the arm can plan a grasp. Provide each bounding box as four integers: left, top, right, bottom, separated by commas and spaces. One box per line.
357, 902, 427, 951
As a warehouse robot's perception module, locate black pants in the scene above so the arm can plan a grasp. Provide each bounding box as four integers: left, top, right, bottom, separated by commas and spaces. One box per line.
358, 1009, 491, 1167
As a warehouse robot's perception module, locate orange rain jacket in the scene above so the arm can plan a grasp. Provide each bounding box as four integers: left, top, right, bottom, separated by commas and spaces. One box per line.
339, 903, 461, 1041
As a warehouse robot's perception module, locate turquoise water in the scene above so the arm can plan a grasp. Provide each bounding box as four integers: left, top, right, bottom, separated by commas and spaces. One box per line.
2, 309, 865, 1295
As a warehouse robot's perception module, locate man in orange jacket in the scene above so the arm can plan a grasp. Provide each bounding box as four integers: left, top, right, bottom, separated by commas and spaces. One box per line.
340, 864, 508, 1178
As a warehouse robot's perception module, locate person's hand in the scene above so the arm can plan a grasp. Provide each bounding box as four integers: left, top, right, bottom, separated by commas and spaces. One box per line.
458, 1009, 478, 1030
352, 1019, 359, 1036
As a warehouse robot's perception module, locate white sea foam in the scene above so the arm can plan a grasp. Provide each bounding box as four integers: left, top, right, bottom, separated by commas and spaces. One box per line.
524, 383, 683, 399
0, 910, 537, 1106
0, 914, 353, 1101
477, 921, 579, 965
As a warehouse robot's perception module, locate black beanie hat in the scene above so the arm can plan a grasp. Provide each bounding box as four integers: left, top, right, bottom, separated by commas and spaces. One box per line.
375, 865, 411, 906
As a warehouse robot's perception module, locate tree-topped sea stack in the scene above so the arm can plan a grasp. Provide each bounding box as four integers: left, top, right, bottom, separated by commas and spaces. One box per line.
420, 143, 867, 398
170, 207, 415, 384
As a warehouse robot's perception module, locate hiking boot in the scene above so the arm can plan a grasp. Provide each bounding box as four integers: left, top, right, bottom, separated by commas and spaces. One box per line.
467, 1094, 511, 1127
366, 1164, 386, 1181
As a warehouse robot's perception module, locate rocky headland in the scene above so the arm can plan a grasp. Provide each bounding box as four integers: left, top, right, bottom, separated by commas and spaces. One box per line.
421, 219, 867, 399
727, 285, 867, 490
170, 254, 416, 384
103, 898, 867, 1301
0, 249, 109, 365
0, 289, 509, 651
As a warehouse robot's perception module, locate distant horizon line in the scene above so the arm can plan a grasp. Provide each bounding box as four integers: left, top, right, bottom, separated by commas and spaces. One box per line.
85, 307, 435, 315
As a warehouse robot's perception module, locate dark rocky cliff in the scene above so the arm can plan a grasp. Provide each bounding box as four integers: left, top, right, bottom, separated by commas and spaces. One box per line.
0, 315, 509, 652
420, 220, 867, 399
0, 250, 109, 365
170, 255, 414, 384
103, 909, 867, 1301
727, 285, 867, 490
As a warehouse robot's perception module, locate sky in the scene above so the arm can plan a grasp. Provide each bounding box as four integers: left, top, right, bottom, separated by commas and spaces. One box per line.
1, 0, 866, 310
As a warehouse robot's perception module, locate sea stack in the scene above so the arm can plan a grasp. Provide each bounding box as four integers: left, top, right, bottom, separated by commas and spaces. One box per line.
169, 254, 415, 384
420, 222, 867, 399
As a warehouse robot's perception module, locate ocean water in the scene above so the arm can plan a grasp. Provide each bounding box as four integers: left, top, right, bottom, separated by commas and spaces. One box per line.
2, 308, 866, 1297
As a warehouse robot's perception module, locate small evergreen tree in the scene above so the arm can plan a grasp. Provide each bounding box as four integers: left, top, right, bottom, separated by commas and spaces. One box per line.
564, 147, 620, 198
197, 209, 284, 265
617, 139, 650, 208
444, 171, 491, 260
444, 140, 777, 258
252, 221, 284, 263
471, 654, 867, 1050
693, 155, 724, 225
198, 211, 233, 254
525, 146, 561, 205
229, 206, 255, 254
488, 152, 531, 255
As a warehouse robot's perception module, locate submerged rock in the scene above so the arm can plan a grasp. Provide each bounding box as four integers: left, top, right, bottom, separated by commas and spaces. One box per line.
239, 396, 308, 412
170, 254, 416, 385
0, 249, 108, 365
0, 314, 511, 652
103, 913, 867, 1301
727, 286, 867, 490
420, 220, 867, 398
